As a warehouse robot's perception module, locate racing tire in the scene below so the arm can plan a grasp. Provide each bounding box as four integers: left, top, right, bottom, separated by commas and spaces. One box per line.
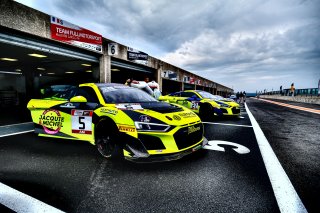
95, 122, 123, 160
199, 104, 214, 121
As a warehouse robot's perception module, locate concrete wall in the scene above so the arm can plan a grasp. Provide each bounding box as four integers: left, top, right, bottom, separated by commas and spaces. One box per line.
260, 95, 320, 105
0, 0, 51, 40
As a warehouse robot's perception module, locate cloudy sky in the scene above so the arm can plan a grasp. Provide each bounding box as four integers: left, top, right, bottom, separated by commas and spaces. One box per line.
16, 0, 320, 92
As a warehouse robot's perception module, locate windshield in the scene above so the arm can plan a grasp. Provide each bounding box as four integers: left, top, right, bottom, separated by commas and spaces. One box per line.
198, 91, 225, 100
43, 85, 77, 100
99, 86, 158, 103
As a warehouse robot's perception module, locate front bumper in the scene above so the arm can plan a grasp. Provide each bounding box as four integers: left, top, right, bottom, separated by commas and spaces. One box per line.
221, 106, 240, 115
125, 137, 207, 163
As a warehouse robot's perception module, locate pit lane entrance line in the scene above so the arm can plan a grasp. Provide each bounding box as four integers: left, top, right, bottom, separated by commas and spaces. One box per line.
0, 182, 64, 213
245, 103, 307, 213
0, 121, 33, 127
0, 122, 34, 137
0, 130, 34, 138
202, 122, 252, 128
254, 98, 320, 115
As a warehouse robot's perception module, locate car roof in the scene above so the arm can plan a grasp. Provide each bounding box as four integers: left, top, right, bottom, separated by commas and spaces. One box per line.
80, 83, 130, 88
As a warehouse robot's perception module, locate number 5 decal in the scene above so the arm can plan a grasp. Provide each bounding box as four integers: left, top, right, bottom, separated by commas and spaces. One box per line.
71, 110, 93, 134
78, 116, 85, 130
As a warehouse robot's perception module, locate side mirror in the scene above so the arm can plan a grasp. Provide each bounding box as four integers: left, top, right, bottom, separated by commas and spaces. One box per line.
70, 96, 87, 103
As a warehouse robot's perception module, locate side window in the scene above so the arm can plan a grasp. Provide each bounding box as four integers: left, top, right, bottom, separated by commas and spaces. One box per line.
181, 92, 197, 98
78, 87, 99, 103
169, 92, 181, 97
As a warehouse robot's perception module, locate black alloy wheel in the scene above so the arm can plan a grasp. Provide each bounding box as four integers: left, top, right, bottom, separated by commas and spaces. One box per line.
199, 104, 213, 121
96, 133, 117, 158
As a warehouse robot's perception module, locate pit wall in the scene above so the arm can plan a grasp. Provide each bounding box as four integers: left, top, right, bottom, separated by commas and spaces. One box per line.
260, 95, 320, 105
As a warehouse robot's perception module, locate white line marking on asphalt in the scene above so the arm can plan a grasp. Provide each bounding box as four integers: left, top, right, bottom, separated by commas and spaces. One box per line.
245, 103, 307, 213
0, 130, 34, 138
202, 122, 252, 128
0, 182, 64, 213
204, 140, 250, 154
0, 122, 33, 128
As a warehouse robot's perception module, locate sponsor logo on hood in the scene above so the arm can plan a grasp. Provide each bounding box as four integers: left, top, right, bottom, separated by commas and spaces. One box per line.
173, 115, 181, 120
179, 112, 196, 118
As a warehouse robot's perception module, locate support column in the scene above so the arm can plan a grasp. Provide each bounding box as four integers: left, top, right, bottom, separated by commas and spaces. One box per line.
99, 53, 111, 83
24, 67, 38, 99
178, 71, 184, 91
157, 62, 163, 91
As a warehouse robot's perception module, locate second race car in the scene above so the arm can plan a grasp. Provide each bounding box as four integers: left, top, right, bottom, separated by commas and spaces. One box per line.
159, 90, 240, 120
27, 83, 206, 162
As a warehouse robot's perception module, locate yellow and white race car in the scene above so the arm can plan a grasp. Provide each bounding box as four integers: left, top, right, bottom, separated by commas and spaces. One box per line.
27, 83, 206, 162
159, 90, 240, 120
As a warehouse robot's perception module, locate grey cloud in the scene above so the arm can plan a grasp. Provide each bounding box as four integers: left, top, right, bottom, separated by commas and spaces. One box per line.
15, 0, 320, 92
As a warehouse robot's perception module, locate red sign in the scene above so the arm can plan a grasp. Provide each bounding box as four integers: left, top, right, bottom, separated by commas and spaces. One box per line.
50, 16, 102, 52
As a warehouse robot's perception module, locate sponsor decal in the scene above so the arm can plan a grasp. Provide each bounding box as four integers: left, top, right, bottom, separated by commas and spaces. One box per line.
191, 101, 199, 109
60, 102, 75, 108
50, 16, 102, 52
116, 103, 144, 110
179, 112, 196, 118
139, 115, 151, 122
71, 110, 93, 134
100, 108, 118, 115
39, 109, 64, 135
155, 150, 163, 153
118, 125, 136, 133
173, 115, 181, 121
188, 125, 201, 134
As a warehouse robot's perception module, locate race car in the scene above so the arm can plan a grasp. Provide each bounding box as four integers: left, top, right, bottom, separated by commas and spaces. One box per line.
27, 83, 206, 162
159, 90, 240, 119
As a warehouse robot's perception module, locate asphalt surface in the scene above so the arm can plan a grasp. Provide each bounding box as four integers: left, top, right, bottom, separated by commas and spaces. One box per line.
1, 98, 316, 212
247, 98, 320, 212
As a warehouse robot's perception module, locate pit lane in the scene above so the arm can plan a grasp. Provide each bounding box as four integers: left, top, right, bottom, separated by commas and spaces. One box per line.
0, 103, 281, 212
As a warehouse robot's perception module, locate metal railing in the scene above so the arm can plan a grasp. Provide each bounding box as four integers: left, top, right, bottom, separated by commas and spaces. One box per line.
260, 88, 319, 97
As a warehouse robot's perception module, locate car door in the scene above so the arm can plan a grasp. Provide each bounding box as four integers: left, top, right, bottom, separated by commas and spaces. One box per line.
180, 92, 201, 111
68, 86, 100, 141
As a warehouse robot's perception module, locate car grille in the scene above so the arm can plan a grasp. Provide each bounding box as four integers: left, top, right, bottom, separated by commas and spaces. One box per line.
173, 124, 203, 150
138, 134, 166, 150
232, 107, 240, 114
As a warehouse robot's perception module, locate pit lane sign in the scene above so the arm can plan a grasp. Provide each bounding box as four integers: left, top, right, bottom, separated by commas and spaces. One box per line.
50, 16, 102, 53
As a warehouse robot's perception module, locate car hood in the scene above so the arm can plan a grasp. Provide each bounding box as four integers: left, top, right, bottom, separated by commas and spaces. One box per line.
119, 102, 200, 126
140, 102, 183, 113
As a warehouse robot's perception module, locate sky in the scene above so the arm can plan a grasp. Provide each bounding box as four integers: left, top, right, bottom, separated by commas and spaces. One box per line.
15, 0, 320, 92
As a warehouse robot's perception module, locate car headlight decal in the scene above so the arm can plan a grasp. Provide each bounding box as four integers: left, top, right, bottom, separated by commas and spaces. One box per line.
134, 122, 171, 132
216, 101, 229, 108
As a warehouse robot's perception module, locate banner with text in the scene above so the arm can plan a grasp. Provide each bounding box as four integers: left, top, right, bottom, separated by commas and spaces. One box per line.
50, 16, 102, 53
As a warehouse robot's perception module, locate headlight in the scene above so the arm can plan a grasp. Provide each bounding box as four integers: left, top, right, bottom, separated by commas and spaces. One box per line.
216, 101, 229, 108
134, 122, 171, 132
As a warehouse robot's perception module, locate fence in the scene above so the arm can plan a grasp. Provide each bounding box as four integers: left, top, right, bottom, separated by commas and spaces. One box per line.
261, 88, 319, 97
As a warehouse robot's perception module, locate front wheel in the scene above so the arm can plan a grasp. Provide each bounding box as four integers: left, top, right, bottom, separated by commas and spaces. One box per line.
199, 104, 214, 121
95, 124, 123, 159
